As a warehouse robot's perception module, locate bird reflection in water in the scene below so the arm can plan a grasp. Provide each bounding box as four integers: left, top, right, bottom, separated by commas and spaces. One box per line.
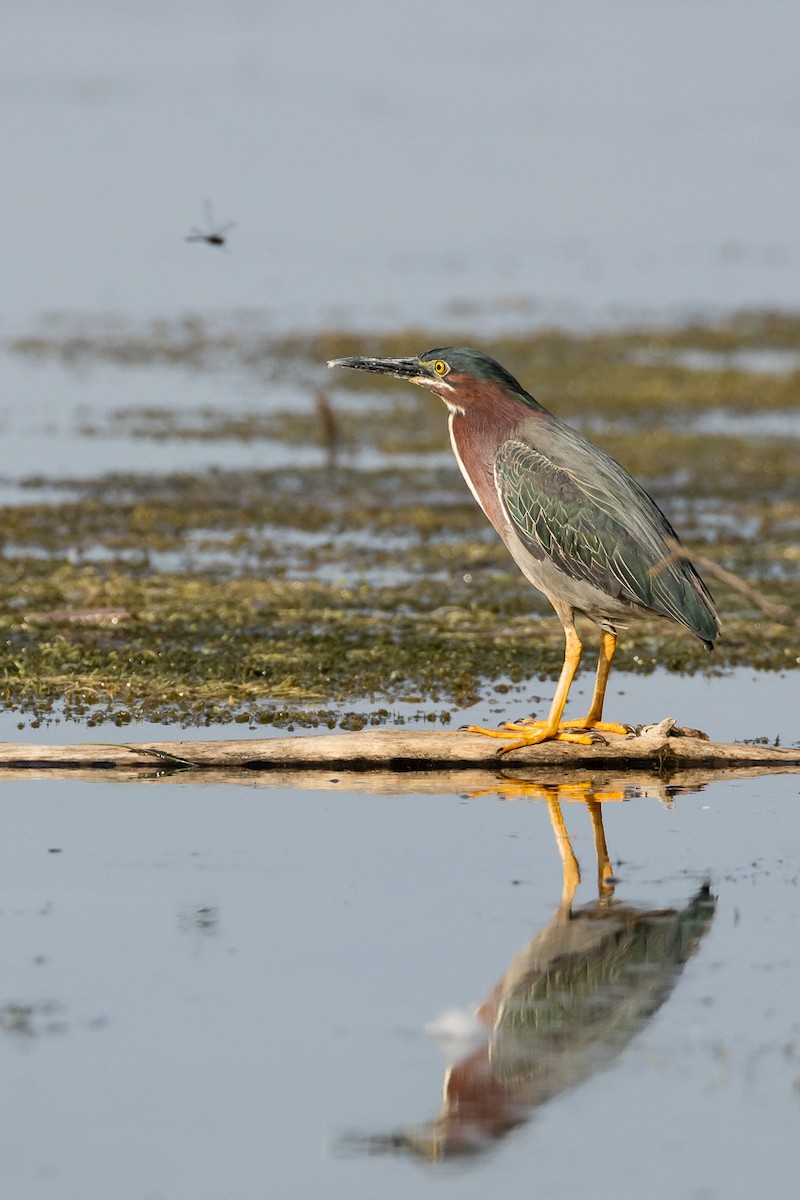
348, 780, 715, 1162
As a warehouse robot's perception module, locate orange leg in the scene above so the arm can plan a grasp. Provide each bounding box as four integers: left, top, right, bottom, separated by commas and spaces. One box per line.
468, 625, 630, 753
546, 794, 581, 908
586, 798, 616, 897
560, 629, 629, 735
469, 624, 594, 751
550, 793, 616, 905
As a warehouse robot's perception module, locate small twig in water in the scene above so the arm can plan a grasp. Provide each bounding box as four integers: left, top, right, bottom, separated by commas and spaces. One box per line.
653, 539, 800, 630
314, 390, 340, 468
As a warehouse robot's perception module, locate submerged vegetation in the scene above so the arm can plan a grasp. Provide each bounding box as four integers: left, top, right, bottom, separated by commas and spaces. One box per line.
2, 309, 799, 728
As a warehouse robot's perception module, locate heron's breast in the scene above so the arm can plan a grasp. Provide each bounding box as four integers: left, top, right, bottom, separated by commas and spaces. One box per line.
448, 412, 510, 536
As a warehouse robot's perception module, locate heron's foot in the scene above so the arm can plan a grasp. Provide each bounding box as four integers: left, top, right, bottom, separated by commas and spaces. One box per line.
559, 718, 633, 735
467, 720, 603, 753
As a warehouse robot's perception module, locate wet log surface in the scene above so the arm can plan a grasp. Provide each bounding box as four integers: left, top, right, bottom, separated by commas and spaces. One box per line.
0, 720, 797, 784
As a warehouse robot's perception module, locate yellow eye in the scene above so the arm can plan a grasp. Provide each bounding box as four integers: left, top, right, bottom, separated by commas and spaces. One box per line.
433, 359, 448, 376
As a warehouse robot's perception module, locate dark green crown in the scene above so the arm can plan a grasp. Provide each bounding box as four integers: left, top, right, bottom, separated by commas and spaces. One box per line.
422, 347, 531, 400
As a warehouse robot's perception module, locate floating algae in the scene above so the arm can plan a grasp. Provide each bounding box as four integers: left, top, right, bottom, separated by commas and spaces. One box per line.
1, 312, 798, 728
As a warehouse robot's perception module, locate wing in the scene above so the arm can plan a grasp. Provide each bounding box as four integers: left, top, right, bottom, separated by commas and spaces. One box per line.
494, 433, 718, 641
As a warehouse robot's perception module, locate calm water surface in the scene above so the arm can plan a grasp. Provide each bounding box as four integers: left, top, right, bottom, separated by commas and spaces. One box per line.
2, 4, 799, 1196
3, 1, 800, 333
0, 769, 798, 1198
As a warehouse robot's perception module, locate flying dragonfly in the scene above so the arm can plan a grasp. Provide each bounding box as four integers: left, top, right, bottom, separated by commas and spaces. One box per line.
185, 201, 235, 248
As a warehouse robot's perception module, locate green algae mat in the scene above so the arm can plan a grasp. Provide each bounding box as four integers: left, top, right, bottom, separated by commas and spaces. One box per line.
1, 311, 798, 730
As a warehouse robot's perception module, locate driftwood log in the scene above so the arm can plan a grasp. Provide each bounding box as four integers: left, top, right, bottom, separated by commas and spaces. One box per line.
0, 719, 797, 788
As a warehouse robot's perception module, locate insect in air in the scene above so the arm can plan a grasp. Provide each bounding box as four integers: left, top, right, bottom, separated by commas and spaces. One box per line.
185, 201, 236, 248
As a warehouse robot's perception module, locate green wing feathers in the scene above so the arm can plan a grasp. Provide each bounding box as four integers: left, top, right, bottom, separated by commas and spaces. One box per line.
495, 438, 719, 646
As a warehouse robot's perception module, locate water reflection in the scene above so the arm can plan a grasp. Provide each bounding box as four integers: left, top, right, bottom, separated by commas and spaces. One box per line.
351, 781, 715, 1161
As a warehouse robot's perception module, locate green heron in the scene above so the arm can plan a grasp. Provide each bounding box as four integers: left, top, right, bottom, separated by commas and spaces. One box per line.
328, 348, 719, 751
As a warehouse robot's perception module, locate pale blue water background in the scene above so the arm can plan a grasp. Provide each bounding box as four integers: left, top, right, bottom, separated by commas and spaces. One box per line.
1, 3, 800, 1196
1, 771, 799, 1199
2, 0, 799, 334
